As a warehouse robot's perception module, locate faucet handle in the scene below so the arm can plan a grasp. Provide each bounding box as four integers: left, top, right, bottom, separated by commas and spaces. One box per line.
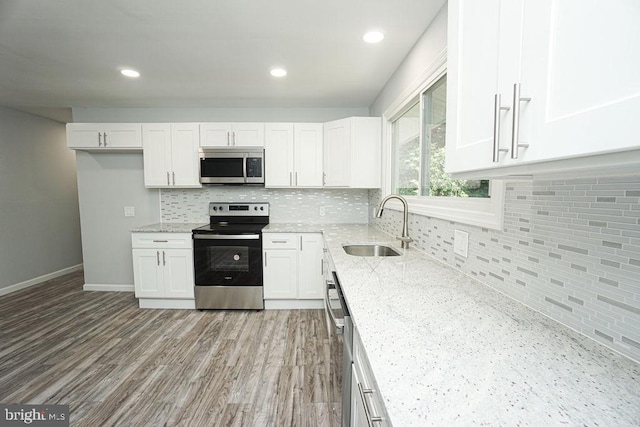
397, 236, 413, 242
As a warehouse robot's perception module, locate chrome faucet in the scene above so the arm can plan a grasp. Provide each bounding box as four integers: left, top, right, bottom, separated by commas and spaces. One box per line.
375, 194, 413, 249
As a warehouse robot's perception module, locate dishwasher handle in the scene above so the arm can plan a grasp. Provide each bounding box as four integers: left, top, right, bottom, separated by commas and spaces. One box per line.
325, 279, 345, 335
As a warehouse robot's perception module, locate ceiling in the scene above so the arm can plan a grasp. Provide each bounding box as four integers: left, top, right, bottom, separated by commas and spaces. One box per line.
0, 0, 445, 122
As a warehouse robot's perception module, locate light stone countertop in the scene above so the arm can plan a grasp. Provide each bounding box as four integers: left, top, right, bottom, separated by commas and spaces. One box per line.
131, 222, 207, 233
266, 223, 640, 426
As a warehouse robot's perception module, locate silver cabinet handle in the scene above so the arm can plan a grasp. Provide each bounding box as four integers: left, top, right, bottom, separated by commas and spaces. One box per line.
320, 259, 324, 275
103, 132, 108, 147
232, 132, 236, 146
153, 240, 168, 243
492, 94, 510, 162
264, 252, 267, 267
270, 240, 288, 244
172, 171, 176, 185
156, 251, 160, 266
289, 172, 293, 186
226, 131, 230, 146
358, 382, 383, 425
166, 172, 170, 185
300, 235, 302, 251
295, 172, 298, 186
98, 132, 103, 147
322, 172, 327, 186
162, 251, 166, 266
511, 83, 531, 159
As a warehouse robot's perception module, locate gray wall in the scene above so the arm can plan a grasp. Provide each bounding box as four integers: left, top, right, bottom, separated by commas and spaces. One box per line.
0, 107, 82, 292
75, 153, 160, 286
368, 4, 640, 362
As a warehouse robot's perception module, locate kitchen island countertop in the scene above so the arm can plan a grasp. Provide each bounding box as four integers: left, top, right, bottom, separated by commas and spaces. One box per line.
265, 223, 640, 426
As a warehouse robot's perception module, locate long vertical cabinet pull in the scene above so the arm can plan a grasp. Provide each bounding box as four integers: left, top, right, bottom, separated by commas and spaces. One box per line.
264, 252, 267, 267
166, 172, 170, 186
510, 83, 531, 159
98, 132, 103, 147
172, 172, 176, 186
358, 383, 383, 425
492, 94, 511, 162
103, 133, 108, 147
156, 251, 160, 266
162, 251, 166, 266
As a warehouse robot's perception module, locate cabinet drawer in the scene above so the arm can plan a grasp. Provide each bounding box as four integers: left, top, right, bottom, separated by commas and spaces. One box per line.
131, 232, 192, 249
262, 233, 298, 249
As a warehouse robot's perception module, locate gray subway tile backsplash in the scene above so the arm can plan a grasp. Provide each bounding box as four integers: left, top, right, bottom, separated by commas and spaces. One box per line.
371, 177, 640, 363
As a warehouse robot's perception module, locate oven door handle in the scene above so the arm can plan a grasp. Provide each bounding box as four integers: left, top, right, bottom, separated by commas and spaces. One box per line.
193, 234, 260, 240
325, 282, 345, 335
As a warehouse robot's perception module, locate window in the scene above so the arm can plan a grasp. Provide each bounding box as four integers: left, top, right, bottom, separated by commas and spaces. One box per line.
381, 54, 504, 230
392, 75, 489, 198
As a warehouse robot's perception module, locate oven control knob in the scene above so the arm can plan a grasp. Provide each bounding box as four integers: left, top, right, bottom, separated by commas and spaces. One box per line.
219, 206, 224, 211
254, 206, 258, 210
260, 206, 264, 210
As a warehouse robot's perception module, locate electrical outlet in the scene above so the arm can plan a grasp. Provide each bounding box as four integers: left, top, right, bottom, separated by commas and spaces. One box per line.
454, 229, 469, 258
124, 206, 135, 217
319, 206, 326, 217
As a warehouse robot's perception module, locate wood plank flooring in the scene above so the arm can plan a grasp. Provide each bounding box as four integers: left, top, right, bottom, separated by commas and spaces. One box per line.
0, 270, 338, 426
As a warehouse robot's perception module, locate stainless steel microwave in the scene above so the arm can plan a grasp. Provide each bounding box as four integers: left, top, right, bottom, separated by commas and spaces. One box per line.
199, 148, 265, 184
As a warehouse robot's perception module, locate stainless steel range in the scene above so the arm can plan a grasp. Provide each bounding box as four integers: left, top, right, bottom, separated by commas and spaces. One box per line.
192, 202, 269, 310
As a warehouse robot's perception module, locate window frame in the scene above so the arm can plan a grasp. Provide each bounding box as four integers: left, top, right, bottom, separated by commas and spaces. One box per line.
380, 50, 505, 230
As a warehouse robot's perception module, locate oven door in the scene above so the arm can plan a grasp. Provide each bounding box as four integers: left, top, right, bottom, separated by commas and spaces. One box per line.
193, 234, 263, 286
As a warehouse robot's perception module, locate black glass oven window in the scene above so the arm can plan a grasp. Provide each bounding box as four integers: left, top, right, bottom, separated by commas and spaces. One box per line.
200, 158, 244, 178
207, 246, 249, 272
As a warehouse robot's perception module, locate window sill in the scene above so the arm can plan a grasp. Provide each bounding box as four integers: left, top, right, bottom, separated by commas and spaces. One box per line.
378, 181, 505, 230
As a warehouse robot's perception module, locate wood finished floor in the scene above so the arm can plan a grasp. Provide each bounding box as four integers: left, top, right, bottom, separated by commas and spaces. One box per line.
0, 270, 339, 426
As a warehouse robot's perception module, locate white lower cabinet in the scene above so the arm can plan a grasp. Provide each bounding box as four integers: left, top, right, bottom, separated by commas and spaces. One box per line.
131, 232, 195, 309
263, 232, 324, 308
351, 327, 389, 427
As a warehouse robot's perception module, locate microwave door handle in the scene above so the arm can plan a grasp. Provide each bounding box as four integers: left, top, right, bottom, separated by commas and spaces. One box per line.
242, 154, 248, 183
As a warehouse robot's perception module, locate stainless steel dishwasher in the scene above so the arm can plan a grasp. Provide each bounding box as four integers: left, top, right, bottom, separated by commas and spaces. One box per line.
324, 247, 353, 427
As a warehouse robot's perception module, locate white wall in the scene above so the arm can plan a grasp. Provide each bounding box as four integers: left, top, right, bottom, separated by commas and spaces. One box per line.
0, 107, 82, 293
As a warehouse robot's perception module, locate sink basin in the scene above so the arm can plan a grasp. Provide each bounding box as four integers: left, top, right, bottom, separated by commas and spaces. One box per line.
342, 244, 401, 257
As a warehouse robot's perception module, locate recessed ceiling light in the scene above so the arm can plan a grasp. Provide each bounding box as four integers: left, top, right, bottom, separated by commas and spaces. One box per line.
120, 69, 140, 78
270, 68, 287, 78
363, 31, 384, 43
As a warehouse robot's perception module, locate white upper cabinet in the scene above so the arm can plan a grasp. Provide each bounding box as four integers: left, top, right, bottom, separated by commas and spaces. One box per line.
446, 0, 640, 178
323, 117, 381, 188
200, 123, 264, 147
67, 123, 142, 150
142, 123, 201, 188
265, 123, 323, 187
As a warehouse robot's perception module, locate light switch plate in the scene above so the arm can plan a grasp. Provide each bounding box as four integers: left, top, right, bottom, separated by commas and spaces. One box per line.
319, 206, 326, 217
124, 206, 135, 217
454, 229, 469, 258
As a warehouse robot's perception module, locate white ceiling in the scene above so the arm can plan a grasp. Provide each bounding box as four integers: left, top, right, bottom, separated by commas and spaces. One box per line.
0, 0, 445, 122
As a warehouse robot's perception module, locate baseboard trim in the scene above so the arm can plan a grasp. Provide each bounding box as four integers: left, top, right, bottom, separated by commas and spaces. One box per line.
0, 264, 84, 297
264, 299, 324, 310
138, 299, 196, 309
83, 283, 135, 292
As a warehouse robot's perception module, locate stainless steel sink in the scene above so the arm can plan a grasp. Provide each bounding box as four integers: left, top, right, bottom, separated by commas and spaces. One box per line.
342, 244, 401, 257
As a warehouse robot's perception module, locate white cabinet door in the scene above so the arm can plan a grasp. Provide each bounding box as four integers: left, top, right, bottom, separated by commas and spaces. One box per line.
163, 249, 195, 299
132, 249, 164, 298
200, 123, 265, 147
298, 234, 323, 299
67, 123, 142, 150
323, 118, 351, 187
323, 117, 381, 188
263, 249, 298, 299
521, 0, 640, 162
446, 0, 640, 177
232, 123, 265, 147
265, 123, 295, 187
200, 123, 232, 147
142, 124, 173, 187
170, 123, 201, 187
294, 124, 323, 187
143, 123, 201, 188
